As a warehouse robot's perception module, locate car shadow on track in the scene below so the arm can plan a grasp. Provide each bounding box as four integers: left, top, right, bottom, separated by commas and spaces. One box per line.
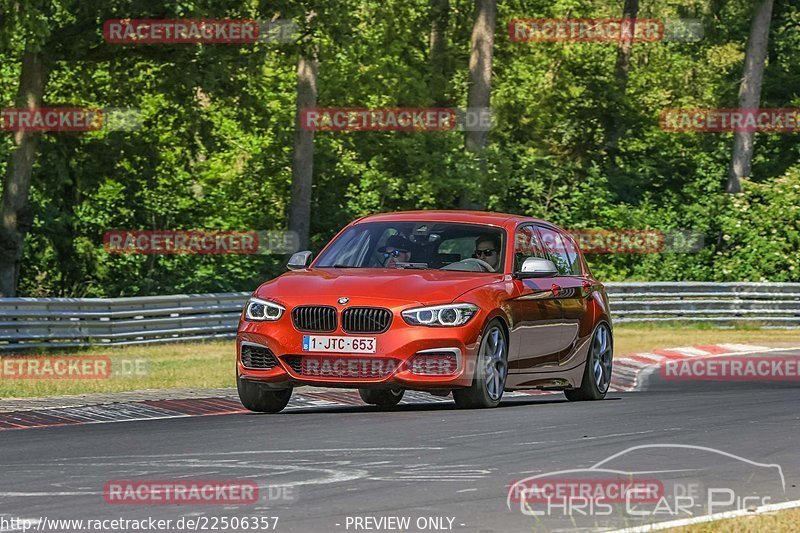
238, 396, 622, 415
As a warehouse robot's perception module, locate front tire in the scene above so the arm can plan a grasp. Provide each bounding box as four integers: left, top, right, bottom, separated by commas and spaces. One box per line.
359, 387, 404, 408
453, 320, 508, 409
237, 375, 292, 413
565, 322, 613, 401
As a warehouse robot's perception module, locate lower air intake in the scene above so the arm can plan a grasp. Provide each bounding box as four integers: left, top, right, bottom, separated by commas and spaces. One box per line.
409, 352, 458, 375
240, 343, 278, 370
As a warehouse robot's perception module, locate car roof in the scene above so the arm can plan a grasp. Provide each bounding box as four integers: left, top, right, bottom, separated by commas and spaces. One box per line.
355, 210, 548, 228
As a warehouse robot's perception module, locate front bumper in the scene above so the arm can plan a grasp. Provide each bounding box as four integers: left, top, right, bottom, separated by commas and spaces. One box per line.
237, 312, 482, 390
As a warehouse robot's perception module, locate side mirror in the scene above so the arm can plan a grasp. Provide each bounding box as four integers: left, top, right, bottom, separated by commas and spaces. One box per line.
516, 257, 558, 278
287, 250, 313, 271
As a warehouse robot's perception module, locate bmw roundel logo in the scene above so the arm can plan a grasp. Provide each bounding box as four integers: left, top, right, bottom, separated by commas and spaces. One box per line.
338, 297, 349, 305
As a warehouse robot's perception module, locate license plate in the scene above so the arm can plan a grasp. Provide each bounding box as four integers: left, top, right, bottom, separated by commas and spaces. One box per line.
302, 335, 376, 353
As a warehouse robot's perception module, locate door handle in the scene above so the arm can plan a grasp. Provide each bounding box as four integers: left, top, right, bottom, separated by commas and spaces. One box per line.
551, 283, 562, 296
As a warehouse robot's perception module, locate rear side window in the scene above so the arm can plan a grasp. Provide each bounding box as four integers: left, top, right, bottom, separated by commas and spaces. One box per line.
535, 226, 581, 276
558, 232, 583, 275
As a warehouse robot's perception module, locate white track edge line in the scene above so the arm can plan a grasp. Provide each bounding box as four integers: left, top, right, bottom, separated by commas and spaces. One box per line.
605, 497, 800, 532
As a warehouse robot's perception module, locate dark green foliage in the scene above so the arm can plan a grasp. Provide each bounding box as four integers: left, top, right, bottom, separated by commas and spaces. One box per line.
1, 0, 799, 296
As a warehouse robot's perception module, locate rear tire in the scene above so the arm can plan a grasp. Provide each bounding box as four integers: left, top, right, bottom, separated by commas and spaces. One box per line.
237, 375, 292, 413
453, 320, 508, 409
359, 387, 404, 408
565, 322, 613, 402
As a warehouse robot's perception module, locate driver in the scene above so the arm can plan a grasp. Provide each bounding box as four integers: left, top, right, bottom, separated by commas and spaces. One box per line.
473, 235, 501, 271
378, 234, 412, 268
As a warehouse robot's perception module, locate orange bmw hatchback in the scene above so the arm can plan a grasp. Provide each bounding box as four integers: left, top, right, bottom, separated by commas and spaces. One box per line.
237, 211, 613, 413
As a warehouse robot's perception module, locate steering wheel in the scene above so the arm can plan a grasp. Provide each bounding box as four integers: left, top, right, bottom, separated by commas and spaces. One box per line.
441, 257, 494, 272
465, 257, 495, 272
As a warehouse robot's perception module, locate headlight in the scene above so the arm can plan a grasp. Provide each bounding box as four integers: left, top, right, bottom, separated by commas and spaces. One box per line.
244, 298, 285, 321
402, 303, 479, 327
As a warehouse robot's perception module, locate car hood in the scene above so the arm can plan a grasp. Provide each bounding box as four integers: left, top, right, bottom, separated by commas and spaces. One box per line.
255, 268, 504, 306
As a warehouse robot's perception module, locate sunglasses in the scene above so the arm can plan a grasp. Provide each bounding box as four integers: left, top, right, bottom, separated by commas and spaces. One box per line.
383, 249, 409, 258
474, 249, 497, 257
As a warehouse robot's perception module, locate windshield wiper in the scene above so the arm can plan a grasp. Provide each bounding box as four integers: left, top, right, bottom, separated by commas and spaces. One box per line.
327, 263, 429, 269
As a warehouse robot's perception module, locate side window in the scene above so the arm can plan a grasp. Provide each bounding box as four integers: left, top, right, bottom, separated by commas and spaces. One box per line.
514, 225, 545, 271
559, 232, 583, 275
535, 226, 572, 276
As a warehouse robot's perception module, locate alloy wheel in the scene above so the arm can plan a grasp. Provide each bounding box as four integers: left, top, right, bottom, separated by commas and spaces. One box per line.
591, 323, 613, 394
482, 325, 508, 401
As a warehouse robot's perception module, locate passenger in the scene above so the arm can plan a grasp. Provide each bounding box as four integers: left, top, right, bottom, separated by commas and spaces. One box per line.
378, 235, 412, 268
473, 235, 501, 271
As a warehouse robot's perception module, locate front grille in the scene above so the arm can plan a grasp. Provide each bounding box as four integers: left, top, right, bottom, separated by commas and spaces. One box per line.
241, 343, 278, 369
292, 306, 337, 332
341, 307, 392, 333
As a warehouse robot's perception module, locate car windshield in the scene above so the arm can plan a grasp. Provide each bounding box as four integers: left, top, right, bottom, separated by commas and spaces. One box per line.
314, 221, 505, 272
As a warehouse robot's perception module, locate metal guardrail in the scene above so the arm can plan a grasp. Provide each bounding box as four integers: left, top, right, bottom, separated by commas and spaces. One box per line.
0, 292, 250, 351
0, 282, 798, 350
607, 282, 800, 326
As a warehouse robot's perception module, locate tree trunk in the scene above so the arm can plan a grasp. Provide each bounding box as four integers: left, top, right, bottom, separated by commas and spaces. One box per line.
462, 0, 496, 209
613, 0, 639, 93
429, 0, 449, 106
604, 0, 639, 161
727, 0, 774, 194
289, 52, 318, 250
0, 48, 48, 297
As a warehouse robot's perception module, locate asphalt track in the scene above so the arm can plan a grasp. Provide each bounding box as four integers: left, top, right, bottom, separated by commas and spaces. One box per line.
1, 350, 799, 533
